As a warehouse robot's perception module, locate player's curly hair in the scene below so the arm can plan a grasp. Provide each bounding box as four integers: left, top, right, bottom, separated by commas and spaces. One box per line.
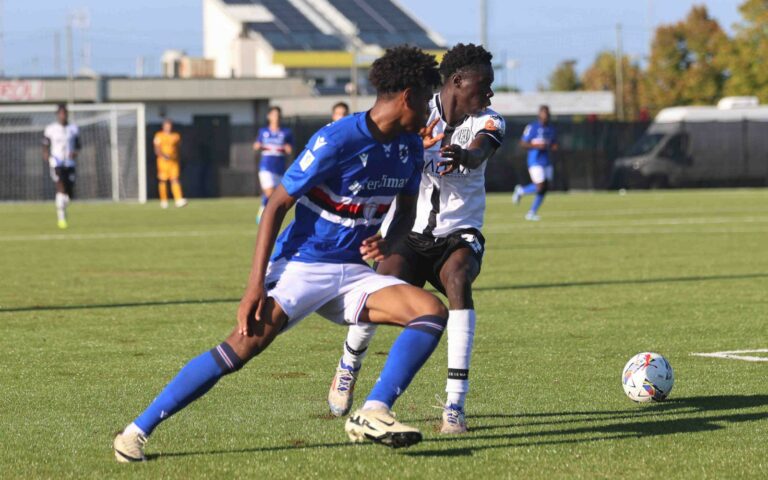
369, 45, 441, 95
439, 43, 493, 80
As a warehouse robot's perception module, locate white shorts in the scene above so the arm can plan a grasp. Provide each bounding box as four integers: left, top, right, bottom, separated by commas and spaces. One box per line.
528, 165, 554, 184
258, 170, 282, 190
265, 259, 407, 332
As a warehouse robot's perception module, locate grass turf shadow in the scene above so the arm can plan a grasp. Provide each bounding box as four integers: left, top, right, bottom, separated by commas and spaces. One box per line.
406, 395, 768, 457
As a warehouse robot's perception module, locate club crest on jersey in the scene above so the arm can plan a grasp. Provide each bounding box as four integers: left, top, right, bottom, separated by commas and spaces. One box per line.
383, 143, 392, 156
399, 144, 409, 163
312, 136, 327, 151
453, 128, 472, 145
359, 153, 369, 167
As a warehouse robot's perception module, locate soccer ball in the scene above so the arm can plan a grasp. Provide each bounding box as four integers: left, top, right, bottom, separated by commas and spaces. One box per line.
621, 352, 674, 403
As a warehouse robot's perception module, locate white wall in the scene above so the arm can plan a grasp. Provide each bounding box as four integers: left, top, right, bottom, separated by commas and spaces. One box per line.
145, 101, 257, 125
204, 0, 242, 78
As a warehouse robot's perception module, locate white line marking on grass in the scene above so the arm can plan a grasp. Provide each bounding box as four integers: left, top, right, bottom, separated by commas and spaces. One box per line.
691, 349, 768, 362
0, 230, 255, 242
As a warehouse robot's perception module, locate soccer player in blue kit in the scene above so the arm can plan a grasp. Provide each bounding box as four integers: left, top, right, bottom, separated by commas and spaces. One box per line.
113, 46, 445, 462
513, 105, 558, 220
254, 106, 293, 223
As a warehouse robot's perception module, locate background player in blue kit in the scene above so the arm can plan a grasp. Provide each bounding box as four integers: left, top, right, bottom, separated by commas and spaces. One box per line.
513, 105, 559, 220
113, 46, 445, 462
254, 106, 293, 223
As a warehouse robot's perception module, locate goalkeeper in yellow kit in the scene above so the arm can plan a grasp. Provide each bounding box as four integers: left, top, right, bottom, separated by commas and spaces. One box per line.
154, 119, 188, 208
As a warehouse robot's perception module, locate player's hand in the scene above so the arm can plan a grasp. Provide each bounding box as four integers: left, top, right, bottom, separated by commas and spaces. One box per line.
419, 118, 444, 150
437, 145, 467, 175
236, 286, 266, 336
360, 234, 388, 262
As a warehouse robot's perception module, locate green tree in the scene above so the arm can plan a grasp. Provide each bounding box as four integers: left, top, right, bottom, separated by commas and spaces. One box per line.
581, 51, 648, 120
544, 59, 581, 91
726, 0, 768, 101
646, 5, 730, 111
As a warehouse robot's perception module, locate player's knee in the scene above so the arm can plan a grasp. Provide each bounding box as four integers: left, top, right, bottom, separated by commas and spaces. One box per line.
421, 293, 448, 319
536, 182, 548, 194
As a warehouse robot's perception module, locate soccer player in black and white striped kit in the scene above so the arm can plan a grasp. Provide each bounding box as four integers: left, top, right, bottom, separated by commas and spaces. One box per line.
328, 44, 505, 433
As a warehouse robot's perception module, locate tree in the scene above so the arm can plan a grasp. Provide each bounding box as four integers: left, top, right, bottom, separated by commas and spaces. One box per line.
726, 0, 768, 101
544, 59, 581, 91
581, 51, 648, 120
645, 6, 730, 111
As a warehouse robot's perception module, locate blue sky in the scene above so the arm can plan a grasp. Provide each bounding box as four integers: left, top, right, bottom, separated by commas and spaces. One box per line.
1, 0, 742, 91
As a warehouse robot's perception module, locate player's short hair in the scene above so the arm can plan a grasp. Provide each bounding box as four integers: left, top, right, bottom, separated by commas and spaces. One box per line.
539, 105, 550, 113
332, 101, 349, 112
369, 45, 441, 95
439, 43, 493, 80
268, 106, 282, 116
56, 103, 68, 113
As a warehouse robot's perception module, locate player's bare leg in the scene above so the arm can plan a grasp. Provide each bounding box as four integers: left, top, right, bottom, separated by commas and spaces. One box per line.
328, 254, 426, 416
344, 284, 447, 448
257, 185, 275, 224
437, 247, 481, 433
114, 298, 288, 463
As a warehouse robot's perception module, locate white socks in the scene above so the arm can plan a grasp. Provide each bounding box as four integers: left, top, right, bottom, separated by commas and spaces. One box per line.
55, 193, 69, 222
341, 322, 378, 369
124, 422, 146, 437
446, 309, 476, 408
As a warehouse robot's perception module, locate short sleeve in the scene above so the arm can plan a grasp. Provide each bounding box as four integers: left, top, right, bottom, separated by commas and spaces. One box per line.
153, 132, 161, 145
476, 114, 505, 147
521, 124, 533, 142
402, 138, 424, 196
281, 130, 339, 198
284, 129, 294, 146
42, 126, 52, 146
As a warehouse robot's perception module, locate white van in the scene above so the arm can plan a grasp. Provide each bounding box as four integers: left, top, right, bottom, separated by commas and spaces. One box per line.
611, 97, 768, 188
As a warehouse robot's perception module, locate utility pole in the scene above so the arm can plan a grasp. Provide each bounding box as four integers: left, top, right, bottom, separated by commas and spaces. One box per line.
54, 31, 62, 74
615, 23, 624, 121
66, 20, 74, 104
479, 0, 488, 47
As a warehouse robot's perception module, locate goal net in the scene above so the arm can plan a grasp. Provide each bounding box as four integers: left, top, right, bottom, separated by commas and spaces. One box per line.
0, 103, 147, 202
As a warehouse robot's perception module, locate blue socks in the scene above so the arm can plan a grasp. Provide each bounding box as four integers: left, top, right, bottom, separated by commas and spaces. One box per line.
133, 343, 243, 435
366, 315, 446, 408
530, 193, 546, 214
522, 183, 538, 195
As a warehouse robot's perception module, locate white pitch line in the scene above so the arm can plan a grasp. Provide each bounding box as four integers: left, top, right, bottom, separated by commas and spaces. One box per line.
0, 230, 256, 242
691, 349, 768, 362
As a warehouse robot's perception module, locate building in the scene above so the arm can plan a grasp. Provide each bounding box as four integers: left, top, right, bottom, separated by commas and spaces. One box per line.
203, 0, 446, 92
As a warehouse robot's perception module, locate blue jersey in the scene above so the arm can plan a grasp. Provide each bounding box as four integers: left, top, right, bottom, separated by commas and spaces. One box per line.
273, 113, 423, 265
522, 121, 557, 167
257, 127, 293, 174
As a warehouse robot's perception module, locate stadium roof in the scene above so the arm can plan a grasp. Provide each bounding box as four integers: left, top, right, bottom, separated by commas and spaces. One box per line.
220, 0, 445, 53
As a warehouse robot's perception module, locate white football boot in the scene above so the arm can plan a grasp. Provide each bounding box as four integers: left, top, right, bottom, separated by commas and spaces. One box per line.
113, 430, 147, 463
512, 184, 523, 205
328, 359, 359, 417
345, 408, 422, 448
440, 404, 468, 434
525, 211, 541, 221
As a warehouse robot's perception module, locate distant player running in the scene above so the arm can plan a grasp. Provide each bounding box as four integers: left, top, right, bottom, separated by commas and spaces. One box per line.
153, 119, 188, 209
113, 46, 445, 462
512, 105, 558, 220
254, 106, 293, 223
328, 43, 505, 433
43, 104, 80, 229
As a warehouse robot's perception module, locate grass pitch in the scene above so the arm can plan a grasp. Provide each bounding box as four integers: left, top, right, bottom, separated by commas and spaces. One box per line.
1, 190, 767, 479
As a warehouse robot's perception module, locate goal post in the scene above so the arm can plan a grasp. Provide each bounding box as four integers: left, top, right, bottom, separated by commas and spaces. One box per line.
0, 103, 147, 203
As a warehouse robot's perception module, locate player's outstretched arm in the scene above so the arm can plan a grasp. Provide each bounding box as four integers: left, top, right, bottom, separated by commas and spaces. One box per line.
237, 185, 296, 336
438, 135, 498, 174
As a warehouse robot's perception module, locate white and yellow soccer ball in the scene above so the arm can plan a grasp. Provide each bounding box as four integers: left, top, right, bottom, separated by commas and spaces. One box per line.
622, 352, 674, 403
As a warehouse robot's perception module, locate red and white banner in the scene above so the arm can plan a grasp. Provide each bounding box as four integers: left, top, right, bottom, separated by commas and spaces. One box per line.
0, 80, 45, 102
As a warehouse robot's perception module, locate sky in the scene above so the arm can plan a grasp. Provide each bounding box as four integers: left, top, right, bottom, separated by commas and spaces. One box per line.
0, 0, 742, 91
